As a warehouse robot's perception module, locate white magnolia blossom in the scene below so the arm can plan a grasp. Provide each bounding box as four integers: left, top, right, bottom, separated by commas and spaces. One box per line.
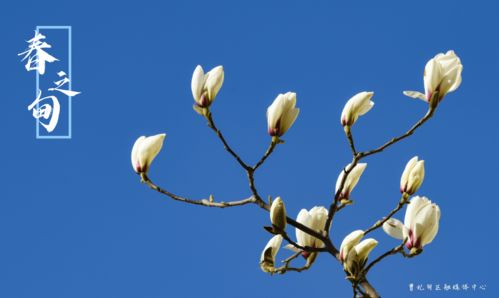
335, 163, 367, 199
270, 197, 286, 231
285, 206, 328, 259
383, 196, 441, 251
404, 50, 463, 104
191, 65, 224, 107
340, 230, 378, 274
339, 230, 364, 262
267, 92, 300, 137
400, 156, 425, 195
340, 91, 374, 127
260, 234, 283, 273
131, 134, 166, 174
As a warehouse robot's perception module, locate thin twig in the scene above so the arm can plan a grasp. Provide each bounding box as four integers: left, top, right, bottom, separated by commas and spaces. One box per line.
253, 139, 279, 171
358, 107, 436, 158
205, 111, 251, 170
273, 251, 301, 274
353, 283, 359, 298
274, 258, 312, 274
363, 243, 405, 274
141, 174, 256, 208
345, 126, 357, 156
281, 232, 328, 253
364, 194, 408, 235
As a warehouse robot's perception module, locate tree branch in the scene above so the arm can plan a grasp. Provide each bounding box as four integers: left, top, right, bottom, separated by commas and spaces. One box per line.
358, 106, 436, 159
359, 280, 380, 298
363, 243, 405, 274
274, 252, 312, 274
273, 251, 301, 274
281, 232, 328, 253
253, 138, 279, 171
205, 111, 251, 170
344, 126, 357, 156
141, 174, 256, 208
364, 194, 408, 235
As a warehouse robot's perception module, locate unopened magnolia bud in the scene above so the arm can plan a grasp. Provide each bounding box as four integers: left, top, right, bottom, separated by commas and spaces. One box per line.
343, 238, 378, 276
400, 156, 425, 195
340, 91, 374, 127
339, 230, 364, 262
260, 235, 283, 273
191, 65, 224, 108
267, 92, 300, 137
270, 197, 286, 232
354, 238, 378, 264
335, 163, 367, 199
131, 134, 166, 174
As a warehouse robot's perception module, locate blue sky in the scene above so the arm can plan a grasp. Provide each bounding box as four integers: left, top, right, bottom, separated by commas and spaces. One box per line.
2, 0, 498, 297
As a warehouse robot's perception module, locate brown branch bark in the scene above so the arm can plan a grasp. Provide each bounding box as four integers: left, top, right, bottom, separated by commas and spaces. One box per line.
364, 194, 408, 235
358, 106, 436, 158
141, 174, 256, 208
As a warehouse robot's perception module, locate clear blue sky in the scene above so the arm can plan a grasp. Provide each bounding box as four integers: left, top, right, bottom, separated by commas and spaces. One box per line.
2, 0, 498, 297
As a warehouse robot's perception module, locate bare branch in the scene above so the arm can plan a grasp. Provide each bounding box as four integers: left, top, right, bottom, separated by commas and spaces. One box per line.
281, 232, 328, 253
253, 138, 279, 171
141, 174, 256, 208
274, 254, 312, 274
358, 106, 436, 159
364, 194, 409, 235
205, 111, 251, 170
363, 243, 405, 274
344, 126, 357, 156
359, 279, 380, 298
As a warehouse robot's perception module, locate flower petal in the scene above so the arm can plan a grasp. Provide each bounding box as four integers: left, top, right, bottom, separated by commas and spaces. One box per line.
403, 91, 427, 101
382, 218, 405, 240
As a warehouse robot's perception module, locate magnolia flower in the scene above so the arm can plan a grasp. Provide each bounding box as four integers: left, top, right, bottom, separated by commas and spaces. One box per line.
404, 50, 463, 104
267, 92, 300, 137
270, 197, 287, 232
400, 156, 425, 195
131, 134, 166, 174
340, 230, 378, 275
260, 235, 283, 273
285, 206, 328, 260
340, 91, 374, 127
191, 65, 224, 108
335, 163, 367, 200
383, 196, 441, 252
339, 230, 364, 262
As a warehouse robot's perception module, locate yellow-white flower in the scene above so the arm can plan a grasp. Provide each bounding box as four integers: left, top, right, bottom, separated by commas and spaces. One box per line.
340, 91, 374, 127
270, 197, 287, 232
400, 156, 425, 195
267, 92, 300, 137
404, 50, 463, 104
260, 234, 283, 273
191, 65, 224, 107
285, 206, 328, 260
131, 134, 166, 174
340, 230, 378, 274
335, 163, 367, 199
382, 196, 440, 251
339, 230, 364, 262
